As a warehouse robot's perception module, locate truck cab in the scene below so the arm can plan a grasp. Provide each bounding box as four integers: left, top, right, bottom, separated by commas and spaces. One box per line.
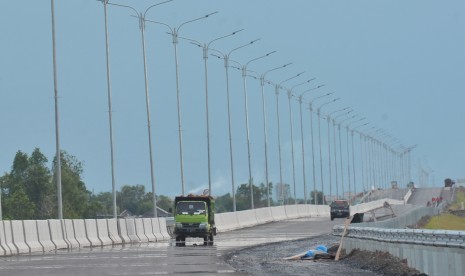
173, 195, 216, 246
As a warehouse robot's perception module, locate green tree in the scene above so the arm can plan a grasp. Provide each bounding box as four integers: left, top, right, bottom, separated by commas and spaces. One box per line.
1, 151, 36, 219
156, 195, 174, 213
215, 193, 233, 213
117, 184, 151, 215
25, 148, 54, 219
310, 190, 325, 205
53, 151, 91, 218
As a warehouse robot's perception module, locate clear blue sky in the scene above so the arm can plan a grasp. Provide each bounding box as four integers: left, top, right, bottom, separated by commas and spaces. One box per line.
1, 0, 464, 198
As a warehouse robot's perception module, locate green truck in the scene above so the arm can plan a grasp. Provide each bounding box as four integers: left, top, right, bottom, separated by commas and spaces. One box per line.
173, 195, 216, 246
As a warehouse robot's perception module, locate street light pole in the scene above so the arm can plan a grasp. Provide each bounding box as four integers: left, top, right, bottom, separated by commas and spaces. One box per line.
308, 92, 334, 204
344, 117, 365, 203
105, 0, 173, 217
210, 40, 260, 211
336, 114, 356, 199
272, 72, 304, 205
285, 79, 316, 204
146, 11, 217, 196
51, 0, 62, 219
297, 85, 325, 204
325, 107, 350, 202
181, 30, 243, 197
316, 98, 340, 204
257, 63, 292, 207
99, 0, 118, 219
233, 51, 276, 209
351, 122, 368, 198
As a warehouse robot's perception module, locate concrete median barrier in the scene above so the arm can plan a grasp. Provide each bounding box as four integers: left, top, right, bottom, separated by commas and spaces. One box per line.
255, 207, 273, 224
237, 209, 258, 228
118, 219, 131, 243
220, 212, 240, 232
270, 206, 287, 221
134, 218, 148, 242
107, 219, 122, 245
63, 219, 79, 249
298, 205, 310, 217
125, 218, 140, 243
84, 219, 102, 247
37, 220, 55, 252
150, 218, 164, 241
23, 220, 42, 253
4, 221, 18, 255
11, 220, 29, 254
157, 218, 170, 240
49, 219, 69, 250
0, 221, 8, 256
316, 205, 330, 217
96, 219, 112, 246
73, 219, 91, 247
142, 218, 156, 242
285, 205, 300, 219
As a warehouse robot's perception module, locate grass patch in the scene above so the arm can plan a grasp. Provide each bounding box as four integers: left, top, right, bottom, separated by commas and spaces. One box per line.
449, 188, 465, 210
424, 213, 465, 230
419, 187, 465, 230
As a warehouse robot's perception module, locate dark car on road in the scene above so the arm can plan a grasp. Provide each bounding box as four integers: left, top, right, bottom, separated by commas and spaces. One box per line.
330, 200, 350, 221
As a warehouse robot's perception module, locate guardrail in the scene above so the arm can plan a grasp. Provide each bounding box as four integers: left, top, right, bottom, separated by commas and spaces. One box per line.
333, 207, 464, 276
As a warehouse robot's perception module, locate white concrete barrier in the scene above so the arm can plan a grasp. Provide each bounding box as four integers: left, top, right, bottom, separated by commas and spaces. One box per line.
4, 221, 18, 255
84, 219, 102, 247
222, 211, 241, 232
23, 220, 43, 253
308, 205, 319, 217
255, 207, 273, 224
134, 218, 148, 242
157, 218, 170, 240
73, 219, 91, 247
298, 205, 310, 217
150, 218, 164, 241
0, 221, 8, 255
11, 220, 29, 254
107, 219, 122, 245
285, 205, 300, 219
270, 206, 287, 221
96, 219, 112, 246
214, 213, 225, 232
37, 220, 55, 252
49, 219, 69, 250
237, 209, 258, 228
142, 218, 156, 242
118, 219, 131, 243
125, 218, 140, 243
63, 219, 79, 249
316, 205, 330, 217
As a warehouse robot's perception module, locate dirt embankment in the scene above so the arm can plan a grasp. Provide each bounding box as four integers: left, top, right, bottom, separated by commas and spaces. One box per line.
226, 234, 426, 276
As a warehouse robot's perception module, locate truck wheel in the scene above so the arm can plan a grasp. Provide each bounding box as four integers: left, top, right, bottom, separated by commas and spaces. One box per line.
207, 233, 214, 246
180, 236, 186, 247
330, 216, 334, 221
203, 236, 208, 246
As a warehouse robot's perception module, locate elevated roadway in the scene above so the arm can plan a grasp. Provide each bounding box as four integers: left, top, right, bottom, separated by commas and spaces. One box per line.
0, 217, 339, 276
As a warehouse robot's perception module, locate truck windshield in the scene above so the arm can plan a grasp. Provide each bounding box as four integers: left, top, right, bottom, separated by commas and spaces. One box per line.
176, 202, 206, 215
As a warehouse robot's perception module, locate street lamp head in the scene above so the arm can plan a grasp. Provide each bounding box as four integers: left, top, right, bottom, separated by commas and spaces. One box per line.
231, 29, 245, 35
204, 11, 219, 18
266, 50, 277, 56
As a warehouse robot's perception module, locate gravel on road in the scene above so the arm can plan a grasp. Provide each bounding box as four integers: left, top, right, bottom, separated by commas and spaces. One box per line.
225, 234, 426, 276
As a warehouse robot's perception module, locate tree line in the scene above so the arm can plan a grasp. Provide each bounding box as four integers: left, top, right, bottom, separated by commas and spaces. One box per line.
0, 149, 325, 220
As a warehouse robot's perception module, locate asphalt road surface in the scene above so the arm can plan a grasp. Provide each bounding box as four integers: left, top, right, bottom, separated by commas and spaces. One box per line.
0, 217, 339, 276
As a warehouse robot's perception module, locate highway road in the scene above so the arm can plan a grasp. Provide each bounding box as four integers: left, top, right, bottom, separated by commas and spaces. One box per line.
0, 217, 339, 276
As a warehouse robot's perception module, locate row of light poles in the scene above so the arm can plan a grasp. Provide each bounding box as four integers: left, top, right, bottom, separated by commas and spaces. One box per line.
49, 0, 415, 221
